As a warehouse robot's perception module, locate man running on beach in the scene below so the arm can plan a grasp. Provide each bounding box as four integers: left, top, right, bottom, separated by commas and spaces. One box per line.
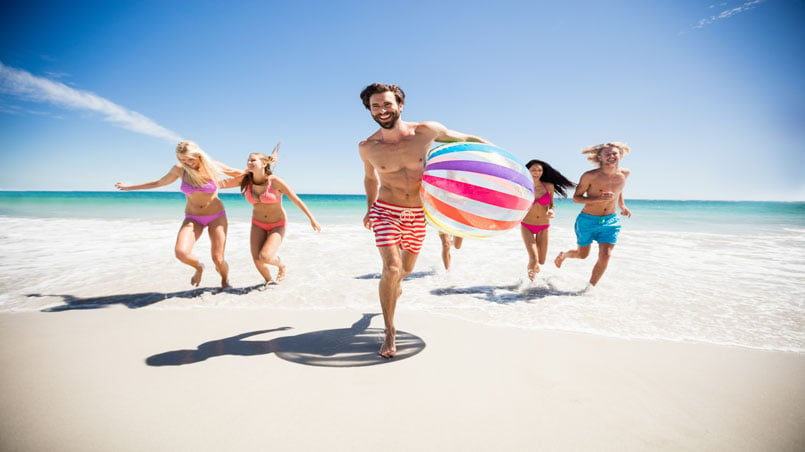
358, 83, 490, 358
554, 142, 632, 288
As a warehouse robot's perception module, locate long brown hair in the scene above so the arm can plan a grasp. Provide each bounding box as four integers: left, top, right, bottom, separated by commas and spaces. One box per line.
525, 159, 576, 198
239, 152, 278, 195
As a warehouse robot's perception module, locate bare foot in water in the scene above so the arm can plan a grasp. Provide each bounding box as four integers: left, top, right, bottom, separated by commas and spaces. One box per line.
379, 329, 396, 358
527, 263, 540, 281
276, 257, 286, 282
554, 252, 567, 268
218, 262, 231, 288
191, 264, 204, 287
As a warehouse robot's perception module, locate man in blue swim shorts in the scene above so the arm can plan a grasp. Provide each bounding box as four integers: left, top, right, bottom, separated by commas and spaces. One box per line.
574, 212, 622, 247
554, 142, 633, 288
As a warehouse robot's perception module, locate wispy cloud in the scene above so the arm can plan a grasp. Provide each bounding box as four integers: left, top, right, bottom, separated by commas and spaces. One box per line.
691, 0, 767, 30
0, 61, 182, 143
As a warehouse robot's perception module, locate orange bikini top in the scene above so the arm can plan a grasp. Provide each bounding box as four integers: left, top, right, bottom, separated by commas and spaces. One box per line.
245, 182, 281, 204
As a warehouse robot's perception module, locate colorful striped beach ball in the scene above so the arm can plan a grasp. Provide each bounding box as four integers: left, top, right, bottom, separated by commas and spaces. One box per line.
420, 142, 534, 238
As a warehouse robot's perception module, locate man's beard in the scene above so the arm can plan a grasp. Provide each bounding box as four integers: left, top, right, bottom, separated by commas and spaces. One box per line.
373, 111, 400, 129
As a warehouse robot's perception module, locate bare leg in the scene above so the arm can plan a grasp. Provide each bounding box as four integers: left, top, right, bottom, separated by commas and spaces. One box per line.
175, 219, 205, 286
250, 226, 273, 283
376, 247, 419, 358
377, 246, 402, 358
439, 233, 452, 270
275, 256, 286, 282
554, 245, 591, 268
207, 216, 230, 288
250, 224, 286, 284
453, 236, 463, 249
589, 243, 615, 286
535, 228, 549, 266
520, 226, 539, 280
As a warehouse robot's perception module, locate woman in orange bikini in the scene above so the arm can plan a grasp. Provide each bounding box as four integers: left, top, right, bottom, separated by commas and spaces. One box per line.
115, 141, 242, 288
222, 149, 320, 288
520, 159, 575, 280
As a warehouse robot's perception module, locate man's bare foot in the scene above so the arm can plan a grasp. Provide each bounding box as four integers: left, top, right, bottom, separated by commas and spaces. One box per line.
191, 264, 204, 287
379, 329, 397, 358
554, 252, 567, 268
276, 257, 286, 282
221, 278, 231, 289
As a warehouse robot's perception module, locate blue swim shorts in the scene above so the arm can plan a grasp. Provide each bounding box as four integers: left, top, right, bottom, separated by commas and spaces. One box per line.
574, 212, 621, 246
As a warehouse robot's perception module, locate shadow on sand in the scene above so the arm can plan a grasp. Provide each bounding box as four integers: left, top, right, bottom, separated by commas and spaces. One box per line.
30, 284, 266, 312
354, 270, 435, 280
146, 313, 426, 368
431, 281, 588, 303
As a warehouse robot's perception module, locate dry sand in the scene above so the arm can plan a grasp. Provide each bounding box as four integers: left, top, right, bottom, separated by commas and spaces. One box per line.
1, 308, 803, 452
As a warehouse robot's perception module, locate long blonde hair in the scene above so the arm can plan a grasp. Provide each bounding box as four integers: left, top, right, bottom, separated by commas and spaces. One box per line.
175, 141, 221, 187
581, 141, 631, 167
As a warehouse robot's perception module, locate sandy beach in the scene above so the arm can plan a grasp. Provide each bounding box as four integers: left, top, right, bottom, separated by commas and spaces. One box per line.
1, 307, 803, 452
1, 200, 804, 451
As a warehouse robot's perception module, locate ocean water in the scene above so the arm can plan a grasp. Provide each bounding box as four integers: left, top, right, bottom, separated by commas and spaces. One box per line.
1, 191, 804, 353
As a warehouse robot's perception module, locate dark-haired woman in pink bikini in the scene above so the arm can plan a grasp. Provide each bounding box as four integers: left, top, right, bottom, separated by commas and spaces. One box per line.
520, 159, 575, 281
115, 140, 242, 288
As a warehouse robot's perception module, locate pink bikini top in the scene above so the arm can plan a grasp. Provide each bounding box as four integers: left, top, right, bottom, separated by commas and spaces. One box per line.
245, 182, 281, 204
534, 182, 551, 206
180, 179, 218, 195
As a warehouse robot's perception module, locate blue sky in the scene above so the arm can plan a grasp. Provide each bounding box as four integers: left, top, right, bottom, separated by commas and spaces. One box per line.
1, 0, 803, 200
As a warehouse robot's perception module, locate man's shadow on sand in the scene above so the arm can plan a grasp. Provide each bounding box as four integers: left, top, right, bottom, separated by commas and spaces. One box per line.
431, 282, 587, 303
30, 284, 267, 312
146, 313, 426, 368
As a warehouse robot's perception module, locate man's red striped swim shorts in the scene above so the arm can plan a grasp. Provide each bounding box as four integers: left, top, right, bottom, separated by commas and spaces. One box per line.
369, 200, 427, 254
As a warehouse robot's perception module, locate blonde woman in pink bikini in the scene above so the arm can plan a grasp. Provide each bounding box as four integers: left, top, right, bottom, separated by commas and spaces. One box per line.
221, 149, 321, 289
520, 159, 575, 280
115, 141, 243, 288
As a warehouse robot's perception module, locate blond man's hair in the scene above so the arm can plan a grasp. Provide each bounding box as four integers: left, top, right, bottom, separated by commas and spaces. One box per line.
581, 142, 631, 167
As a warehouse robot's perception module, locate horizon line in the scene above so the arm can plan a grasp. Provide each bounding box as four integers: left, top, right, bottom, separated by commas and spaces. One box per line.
0, 189, 801, 203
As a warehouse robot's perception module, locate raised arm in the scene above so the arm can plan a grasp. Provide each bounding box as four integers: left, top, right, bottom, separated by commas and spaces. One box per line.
217, 173, 246, 190
115, 164, 182, 191
272, 176, 321, 232
215, 161, 245, 178
425, 121, 493, 145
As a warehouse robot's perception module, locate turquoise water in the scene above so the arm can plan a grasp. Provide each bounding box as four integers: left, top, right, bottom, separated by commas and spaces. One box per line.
1, 191, 803, 234
1, 191, 804, 351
